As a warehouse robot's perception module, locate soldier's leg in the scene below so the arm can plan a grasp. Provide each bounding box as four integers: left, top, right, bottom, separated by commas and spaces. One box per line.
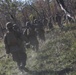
19, 51, 27, 68
49, 23, 53, 29
58, 22, 64, 30
32, 36, 39, 51
12, 52, 21, 68
29, 37, 35, 50
35, 39, 39, 51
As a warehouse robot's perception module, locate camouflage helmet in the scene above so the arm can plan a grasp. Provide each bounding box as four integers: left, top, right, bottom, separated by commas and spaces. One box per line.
26, 21, 31, 28
13, 24, 20, 31
13, 24, 18, 29
34, 19, 37, 23
6, 22, 13, 29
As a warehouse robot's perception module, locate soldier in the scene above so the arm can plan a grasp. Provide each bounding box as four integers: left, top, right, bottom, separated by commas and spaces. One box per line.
23, 21, 31, 48
36, 20, 45, 41
47, 16, 53, 29
30, 22, 39, 51
56, 13, 64, 29
24, 20, 39, 51
4, 22, 27, 70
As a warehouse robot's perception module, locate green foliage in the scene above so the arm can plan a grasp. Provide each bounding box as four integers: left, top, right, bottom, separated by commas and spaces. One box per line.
0, 26, 76, 75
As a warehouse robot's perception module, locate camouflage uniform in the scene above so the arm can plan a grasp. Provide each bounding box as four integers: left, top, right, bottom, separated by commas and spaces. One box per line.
4, 22, 27, 69
48, 16, 53, 29
56, 13, 63, 29
36, 20, 45, 41
24, 21, 39, 51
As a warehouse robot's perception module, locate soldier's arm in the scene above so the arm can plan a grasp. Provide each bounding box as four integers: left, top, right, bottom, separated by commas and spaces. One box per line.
4, 34, 10, 54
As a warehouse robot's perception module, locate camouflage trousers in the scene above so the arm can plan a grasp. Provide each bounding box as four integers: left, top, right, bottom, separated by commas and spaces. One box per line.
12, 51, 27, 67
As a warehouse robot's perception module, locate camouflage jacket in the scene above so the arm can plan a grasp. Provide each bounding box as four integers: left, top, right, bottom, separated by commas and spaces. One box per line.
4, 31, 25, 54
